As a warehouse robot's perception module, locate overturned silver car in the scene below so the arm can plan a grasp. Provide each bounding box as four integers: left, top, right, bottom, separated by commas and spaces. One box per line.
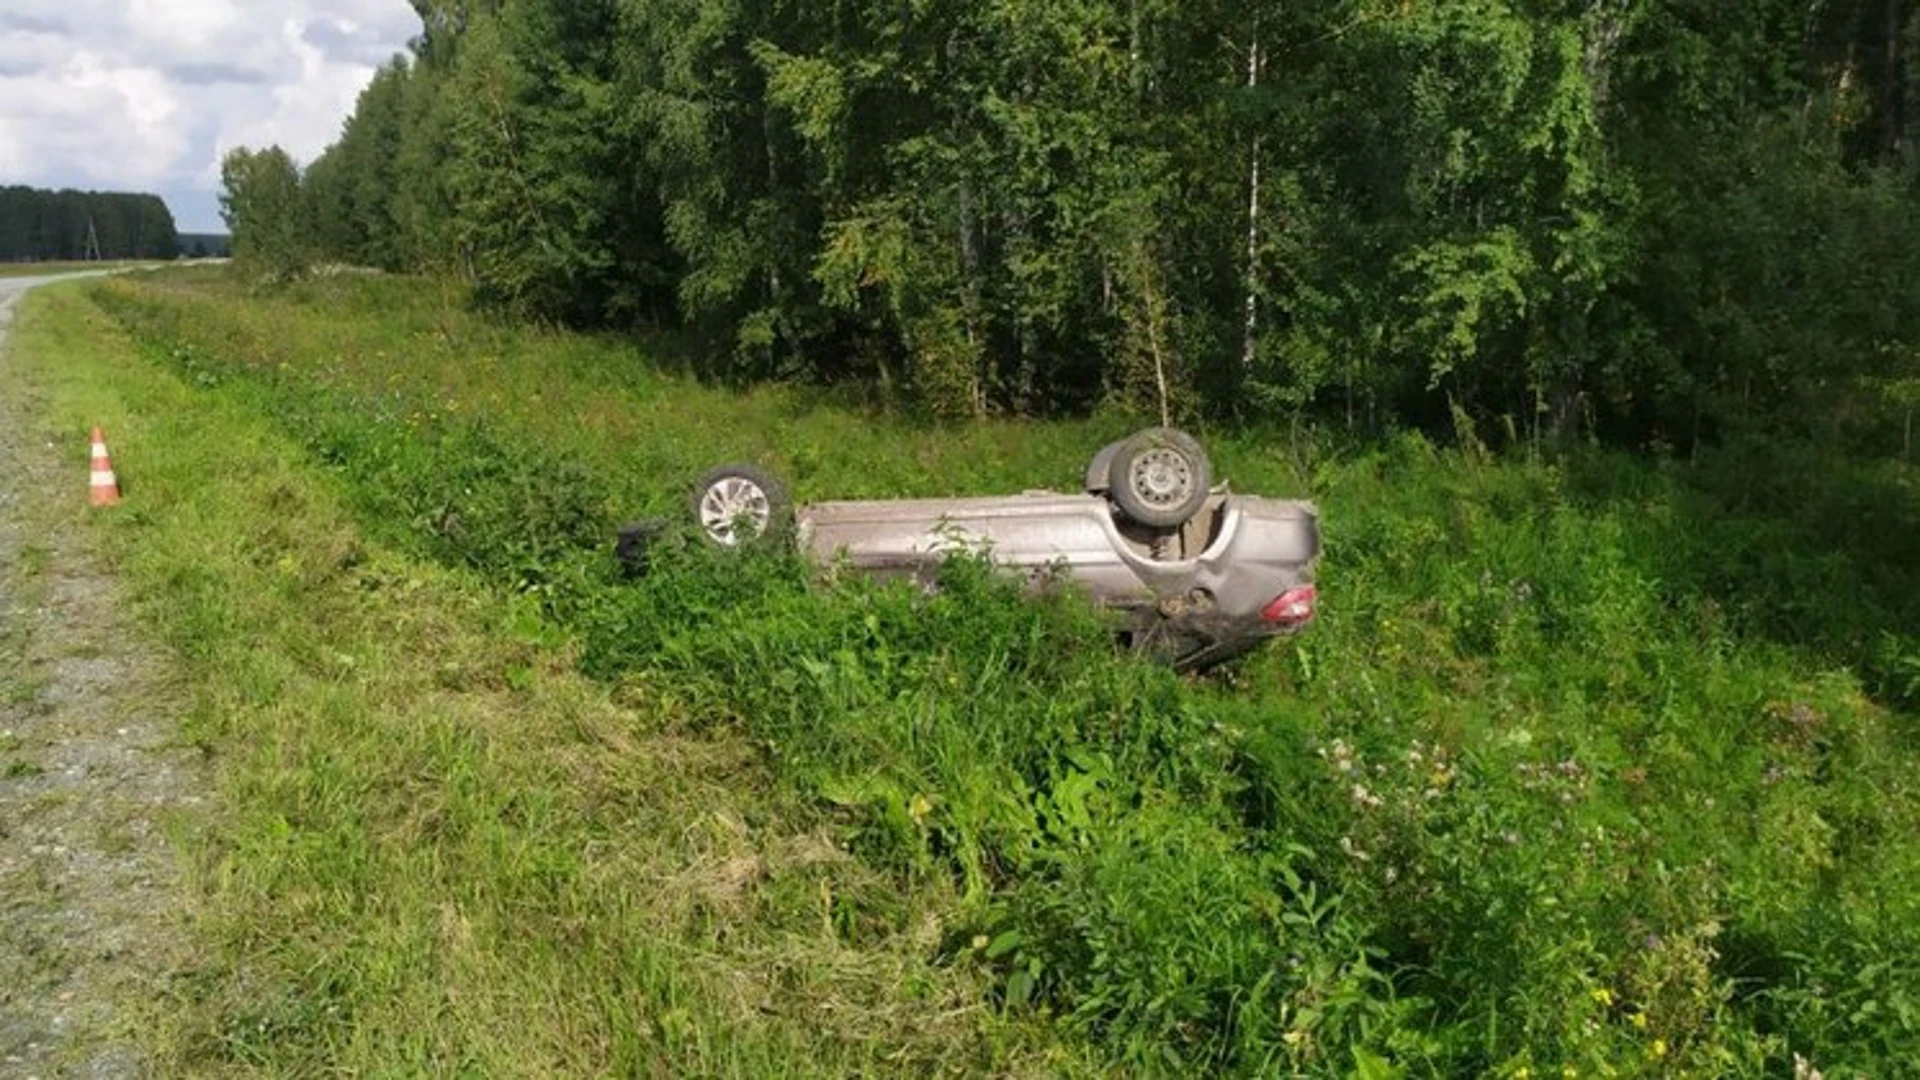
685, 428, 1319, 670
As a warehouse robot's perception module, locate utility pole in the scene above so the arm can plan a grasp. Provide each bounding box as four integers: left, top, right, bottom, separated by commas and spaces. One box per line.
82, 215, 103, 262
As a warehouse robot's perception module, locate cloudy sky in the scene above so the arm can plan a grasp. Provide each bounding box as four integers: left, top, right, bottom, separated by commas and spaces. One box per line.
0, 1, 420, 233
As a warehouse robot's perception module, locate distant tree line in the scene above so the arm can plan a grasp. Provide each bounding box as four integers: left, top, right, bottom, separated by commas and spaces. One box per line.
179, 233, 234, 259
0, 186, 180, 262
221, 0, 1920, 439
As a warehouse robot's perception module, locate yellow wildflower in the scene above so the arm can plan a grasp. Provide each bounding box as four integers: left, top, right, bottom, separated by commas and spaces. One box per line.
1651, 1039, 1669, 1059
1591, 987, 1615, 1008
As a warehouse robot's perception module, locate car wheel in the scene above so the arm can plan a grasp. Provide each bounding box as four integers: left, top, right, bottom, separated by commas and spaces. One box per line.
1107, 427, 1211, 529
691, 463, 791, 548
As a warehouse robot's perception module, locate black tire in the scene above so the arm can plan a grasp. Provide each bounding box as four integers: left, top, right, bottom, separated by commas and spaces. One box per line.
615, 519, 666, 578
1083, 438, 1127, 494
690, 463, 791, 548
1106, 428, 1212, 529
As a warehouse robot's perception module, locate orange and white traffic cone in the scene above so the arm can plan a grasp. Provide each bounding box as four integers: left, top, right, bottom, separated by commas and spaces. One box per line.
89, 426, 121, 507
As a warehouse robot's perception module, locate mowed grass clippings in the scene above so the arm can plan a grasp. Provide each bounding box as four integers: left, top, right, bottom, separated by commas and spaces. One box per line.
36, 268, 1920, 1076
9, 283, 1069, 1076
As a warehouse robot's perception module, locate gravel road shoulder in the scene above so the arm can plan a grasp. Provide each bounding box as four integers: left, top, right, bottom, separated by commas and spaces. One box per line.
0, 279, 205, 1078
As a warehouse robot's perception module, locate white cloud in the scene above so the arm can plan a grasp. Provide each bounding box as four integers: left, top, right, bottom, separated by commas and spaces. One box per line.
0, 0, 419, 231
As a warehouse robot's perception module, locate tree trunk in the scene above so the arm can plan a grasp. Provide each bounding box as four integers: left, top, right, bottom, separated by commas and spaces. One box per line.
1139, 246, 1173, 429
1241, 32, 1264, 375
949, 28, 988, 401
1887, 0, 1906, 156
1129, 0, 1145, 96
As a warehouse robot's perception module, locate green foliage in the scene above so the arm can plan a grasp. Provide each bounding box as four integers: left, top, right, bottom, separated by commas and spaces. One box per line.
89, 271, 1920, 1075
218, 146, 313, 282
0, 186, 179, 261
306, 61, 413, 270
209, 0, 1920, 435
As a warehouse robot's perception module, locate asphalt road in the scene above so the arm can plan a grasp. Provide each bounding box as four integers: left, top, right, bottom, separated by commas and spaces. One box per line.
0, 269, 118, 305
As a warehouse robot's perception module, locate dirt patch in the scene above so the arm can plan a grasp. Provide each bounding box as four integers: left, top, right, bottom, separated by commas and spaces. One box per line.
0, 283, 205, 1077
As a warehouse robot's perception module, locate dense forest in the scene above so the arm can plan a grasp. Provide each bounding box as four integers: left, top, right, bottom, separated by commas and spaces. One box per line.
222, 0, 1920, 439
0, 186, 181, 262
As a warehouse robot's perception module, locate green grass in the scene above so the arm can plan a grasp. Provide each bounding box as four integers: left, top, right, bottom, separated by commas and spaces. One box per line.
16, 267, 1920, 1076
9, 283, 1068, 1077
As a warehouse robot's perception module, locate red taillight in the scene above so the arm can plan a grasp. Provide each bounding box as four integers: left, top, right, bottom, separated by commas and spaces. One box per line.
1262, 585, 1317, 627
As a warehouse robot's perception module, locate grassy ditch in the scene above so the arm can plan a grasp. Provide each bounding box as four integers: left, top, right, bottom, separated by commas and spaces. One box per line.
32, 269, 1920, 1075
9, 283, 1061, 1076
